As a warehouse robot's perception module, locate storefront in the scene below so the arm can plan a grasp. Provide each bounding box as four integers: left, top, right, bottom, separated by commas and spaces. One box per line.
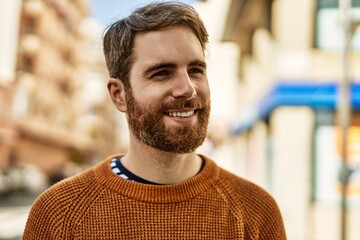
231, 81, 360, 239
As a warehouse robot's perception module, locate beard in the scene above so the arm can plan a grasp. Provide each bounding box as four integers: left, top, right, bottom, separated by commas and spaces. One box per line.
125, 87, 210, 154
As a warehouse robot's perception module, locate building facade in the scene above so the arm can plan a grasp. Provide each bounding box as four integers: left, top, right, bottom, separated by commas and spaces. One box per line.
0, 0, 120, 191
223, 0, 360, 239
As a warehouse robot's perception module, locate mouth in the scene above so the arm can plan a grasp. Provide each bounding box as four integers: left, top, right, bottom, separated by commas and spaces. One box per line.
165, 110, 196, 118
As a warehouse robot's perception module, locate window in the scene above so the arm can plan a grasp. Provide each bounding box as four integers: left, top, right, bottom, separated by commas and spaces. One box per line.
315, 0, 360, 51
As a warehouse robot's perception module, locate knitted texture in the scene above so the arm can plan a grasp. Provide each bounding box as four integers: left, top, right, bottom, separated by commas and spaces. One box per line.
23, 155, 286, 239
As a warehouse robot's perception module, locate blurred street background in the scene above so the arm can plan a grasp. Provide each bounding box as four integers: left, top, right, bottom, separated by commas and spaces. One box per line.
0, 0, 360, 239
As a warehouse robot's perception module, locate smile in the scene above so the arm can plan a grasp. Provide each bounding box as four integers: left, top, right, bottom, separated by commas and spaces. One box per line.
166, 110, 195, 117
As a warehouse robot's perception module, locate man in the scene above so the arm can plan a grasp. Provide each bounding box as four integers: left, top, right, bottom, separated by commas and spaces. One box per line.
23, 2, 286, 239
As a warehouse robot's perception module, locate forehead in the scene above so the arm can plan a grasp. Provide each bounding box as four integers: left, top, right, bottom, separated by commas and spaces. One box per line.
132, 25, 205, 66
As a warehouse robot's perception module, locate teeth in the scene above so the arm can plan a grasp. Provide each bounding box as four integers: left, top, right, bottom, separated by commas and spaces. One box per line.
168, 111, 194, 117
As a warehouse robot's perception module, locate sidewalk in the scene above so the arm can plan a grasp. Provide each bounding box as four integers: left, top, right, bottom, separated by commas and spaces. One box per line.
0, 205, 30, 240
0, 191, 39, 240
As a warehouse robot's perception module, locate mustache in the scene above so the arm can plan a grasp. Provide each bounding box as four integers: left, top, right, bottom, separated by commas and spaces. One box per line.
160, 97, 204, 112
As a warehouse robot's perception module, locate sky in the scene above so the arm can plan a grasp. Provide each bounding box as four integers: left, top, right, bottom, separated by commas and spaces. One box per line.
87, 0, 199, 27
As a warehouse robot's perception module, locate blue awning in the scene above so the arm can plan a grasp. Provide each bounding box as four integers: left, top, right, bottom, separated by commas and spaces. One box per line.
231, 82, 360, 134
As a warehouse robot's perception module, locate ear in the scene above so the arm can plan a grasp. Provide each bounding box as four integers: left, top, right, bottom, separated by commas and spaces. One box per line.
107, 78, 127, 112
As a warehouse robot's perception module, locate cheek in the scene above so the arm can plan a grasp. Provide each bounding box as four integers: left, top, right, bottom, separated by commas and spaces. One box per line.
196, 82, 210, 99
133, 86, 167, 106
138, 82, 173, 100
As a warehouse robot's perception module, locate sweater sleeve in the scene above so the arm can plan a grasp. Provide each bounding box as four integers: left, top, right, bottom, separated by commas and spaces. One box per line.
253, 189, 287, 239
218, 170, 287, 240
23, 188, 66, 239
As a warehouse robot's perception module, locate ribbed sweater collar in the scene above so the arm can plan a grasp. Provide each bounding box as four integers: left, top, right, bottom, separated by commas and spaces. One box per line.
94, 154, 220, 203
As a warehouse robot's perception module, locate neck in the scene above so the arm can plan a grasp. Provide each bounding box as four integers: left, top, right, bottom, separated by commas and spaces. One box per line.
122, 136, 202, 185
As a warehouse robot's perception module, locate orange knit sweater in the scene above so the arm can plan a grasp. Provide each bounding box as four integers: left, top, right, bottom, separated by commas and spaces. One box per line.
23, 155, 286, 239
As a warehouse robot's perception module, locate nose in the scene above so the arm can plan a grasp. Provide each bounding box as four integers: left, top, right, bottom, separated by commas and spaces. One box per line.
172, 71, 197, 99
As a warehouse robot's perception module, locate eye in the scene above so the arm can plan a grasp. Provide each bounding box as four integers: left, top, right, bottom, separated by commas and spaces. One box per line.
151, 70, 170, 78
188, 68, 204, 75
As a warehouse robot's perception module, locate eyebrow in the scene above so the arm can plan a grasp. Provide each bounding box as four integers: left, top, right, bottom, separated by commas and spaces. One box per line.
143, 63, 177, 76
189, 60, 207, 69
143, 60, 207, 77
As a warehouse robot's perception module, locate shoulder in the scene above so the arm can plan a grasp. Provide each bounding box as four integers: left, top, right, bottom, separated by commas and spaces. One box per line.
38, 166, 98, 206
23, 165, 103, 238
201, 156, 275, 206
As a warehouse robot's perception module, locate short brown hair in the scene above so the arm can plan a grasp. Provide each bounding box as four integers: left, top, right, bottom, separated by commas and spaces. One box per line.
103, 1, 209, 87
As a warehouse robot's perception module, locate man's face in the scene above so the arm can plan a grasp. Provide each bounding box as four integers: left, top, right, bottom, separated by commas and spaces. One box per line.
125, 25, 211, 153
